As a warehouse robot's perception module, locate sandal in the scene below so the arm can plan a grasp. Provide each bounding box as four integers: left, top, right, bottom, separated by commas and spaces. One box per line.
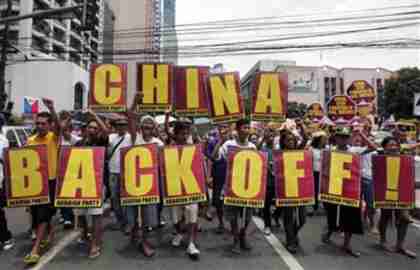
24, 254, 40, 265
40, 240, 50, 249
342, 247, 361, 258
88, 247, 101, 259
396, 248, 417, 259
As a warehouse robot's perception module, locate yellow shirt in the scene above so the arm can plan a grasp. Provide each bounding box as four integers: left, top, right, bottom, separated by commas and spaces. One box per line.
27, 132, 59, 180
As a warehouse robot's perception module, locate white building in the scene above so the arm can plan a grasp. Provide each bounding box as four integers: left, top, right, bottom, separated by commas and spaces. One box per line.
241, 60, 394, 108
6, 61, 89, 115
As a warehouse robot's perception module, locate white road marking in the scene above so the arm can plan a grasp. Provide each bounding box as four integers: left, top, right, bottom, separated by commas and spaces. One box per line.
253, 217, 305, 270
28, 230, 81, 270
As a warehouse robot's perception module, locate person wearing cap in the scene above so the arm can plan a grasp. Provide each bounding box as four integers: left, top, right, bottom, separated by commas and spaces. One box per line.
321, 126, 364, 258
107, 117, 132, 234
126, 94, 164, 257
212, 119, 257, 254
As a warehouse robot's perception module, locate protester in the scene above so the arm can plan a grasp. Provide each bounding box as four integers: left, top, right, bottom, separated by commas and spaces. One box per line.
212, 118, 256, 254
378, 136, 416, 259
74, 110, 109, 259
168, 120, 201, 259
321, 127, 364, 258
206, 123, 230, 234
24, 99, 60, 265
126, 93, 163, 257
0, 113, 13, 251
278, 128, 307, 254
258, 125, 280, 236
108, 117, 132, 233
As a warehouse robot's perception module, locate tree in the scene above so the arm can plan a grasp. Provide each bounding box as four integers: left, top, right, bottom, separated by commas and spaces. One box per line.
287, 101, 308, 118
384, 67, 420, 119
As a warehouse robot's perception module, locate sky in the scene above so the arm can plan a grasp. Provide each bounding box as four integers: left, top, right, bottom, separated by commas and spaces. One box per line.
176, 0, 420, 75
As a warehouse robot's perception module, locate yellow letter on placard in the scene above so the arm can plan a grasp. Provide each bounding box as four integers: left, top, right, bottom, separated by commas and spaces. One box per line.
186, 68, 200, 109
164, 146, 201, 196
9, 149, 43, 197
94, 64, 123, 104
329, 152, 353, 195
283, 152, 305, 197
231, 151, 263, 198
124, 147, 154, 196
385, 157, 400, 201
142, 64, 169, 104
209, 74, 240, 116
60, 149, 98, 197
254, 74, 283, 114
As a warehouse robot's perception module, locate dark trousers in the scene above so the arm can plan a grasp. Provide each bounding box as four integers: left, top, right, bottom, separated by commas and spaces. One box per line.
0, 207, 12, 243
263, 187, 275, 228
313, 172, 320, 211
379, 209, 409, 244
60, 208, 74, 222
283, 206, 306, 247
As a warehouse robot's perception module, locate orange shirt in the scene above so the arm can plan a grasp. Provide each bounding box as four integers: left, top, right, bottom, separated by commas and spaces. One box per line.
27, 132, 59, 180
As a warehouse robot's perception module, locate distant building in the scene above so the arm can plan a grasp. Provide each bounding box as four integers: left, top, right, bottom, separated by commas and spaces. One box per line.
0, 0, 106, 68
102, 0, 115, 63
160, 0, 177, 64
241, 60, 393, 108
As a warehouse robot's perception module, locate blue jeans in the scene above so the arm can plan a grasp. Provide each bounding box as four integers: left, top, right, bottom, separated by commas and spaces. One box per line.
362, 178, 374, 210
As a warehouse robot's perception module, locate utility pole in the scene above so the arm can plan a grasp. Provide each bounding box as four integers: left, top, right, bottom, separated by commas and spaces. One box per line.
0, 0, 12, 112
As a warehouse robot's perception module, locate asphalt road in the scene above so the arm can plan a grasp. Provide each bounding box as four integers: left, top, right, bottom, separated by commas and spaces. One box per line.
1, 207, 419, 270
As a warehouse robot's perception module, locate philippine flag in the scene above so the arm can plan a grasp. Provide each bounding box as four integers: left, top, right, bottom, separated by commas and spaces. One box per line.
24, 97, 40, 114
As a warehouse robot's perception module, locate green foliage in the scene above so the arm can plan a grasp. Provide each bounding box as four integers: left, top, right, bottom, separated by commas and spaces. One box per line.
384, 67, 420, 119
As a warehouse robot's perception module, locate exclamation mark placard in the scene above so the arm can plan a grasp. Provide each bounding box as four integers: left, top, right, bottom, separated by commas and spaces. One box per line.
385, 157, 400, 201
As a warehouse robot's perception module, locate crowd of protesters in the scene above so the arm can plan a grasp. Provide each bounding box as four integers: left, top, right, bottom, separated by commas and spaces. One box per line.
0, 94, 418, 266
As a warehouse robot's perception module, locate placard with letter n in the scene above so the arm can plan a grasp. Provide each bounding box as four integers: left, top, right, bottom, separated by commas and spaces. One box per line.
55, 147, 105, 208
373, 155, 415, 209
4, 145, 50, 207
161, 144, 207, 206
251, 72, 288, 122
224, 149, 267, 208
89, 64, 127, 112
207, 72, 244, 124
120, 144, 160, 206
174, 66, 210, 117
273, 150, 314, 207
137, 63, 174, 113
320, 151, 361, 207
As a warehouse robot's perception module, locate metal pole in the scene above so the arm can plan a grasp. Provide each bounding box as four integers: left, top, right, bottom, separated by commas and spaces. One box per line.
0, 0, 12, 111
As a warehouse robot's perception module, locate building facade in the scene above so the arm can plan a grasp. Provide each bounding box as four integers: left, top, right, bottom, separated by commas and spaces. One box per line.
0, 0, 106, 68
160, 0, 177, 64
241, 60, 393, 109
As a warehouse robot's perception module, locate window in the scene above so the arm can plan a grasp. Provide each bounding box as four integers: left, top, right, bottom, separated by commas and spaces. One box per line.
340, 78, 344, 94
376, 78, 383, 90
74, 82, 85, 110
331, 77, 337, 96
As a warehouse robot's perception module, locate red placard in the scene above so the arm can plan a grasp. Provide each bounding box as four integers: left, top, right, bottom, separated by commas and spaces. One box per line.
55, 147, 105, 208
120, 144, 160, 206
251, 72, 288, 122
161, 144, 207, 206
373, 155, 415, 209
4, 145, 50, 207
307, 102, 324, 121
207, 72, 245, 124
89, 64, 127, 112
224, 149, 267, 208
320, 151, 361, 207
347, 80, 375, 104
273, 150, 315, 207
137, 63, 174, 113
327, 95, 356, 122
174, 66, 210, 117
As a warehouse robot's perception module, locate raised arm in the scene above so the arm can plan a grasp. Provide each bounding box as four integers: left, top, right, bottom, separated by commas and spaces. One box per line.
128, 92, 143, 144
87, 109, 110, 136
42, 98, 60, 136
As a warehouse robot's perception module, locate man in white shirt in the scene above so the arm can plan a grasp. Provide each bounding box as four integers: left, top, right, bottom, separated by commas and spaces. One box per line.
108, 118, 132, 232
212, 119, 256, 254
0, 115, 14, 251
